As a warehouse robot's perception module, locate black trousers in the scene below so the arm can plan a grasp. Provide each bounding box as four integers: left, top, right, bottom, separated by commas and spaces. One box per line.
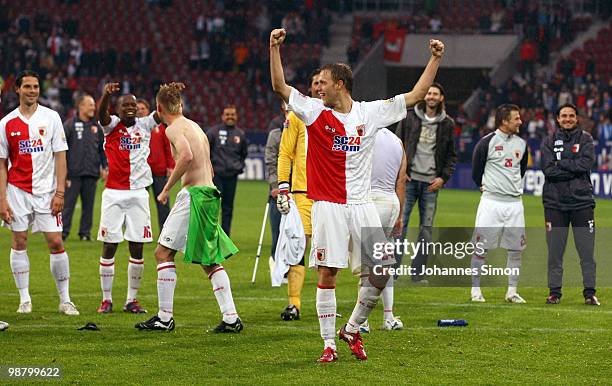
62, 176, 98, 239
213, 175, 238, 236
545, 207, 596, 297
149, 175, 171, 230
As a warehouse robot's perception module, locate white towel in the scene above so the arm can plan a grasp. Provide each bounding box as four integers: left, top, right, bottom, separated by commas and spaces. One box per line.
272, 198, 306, 287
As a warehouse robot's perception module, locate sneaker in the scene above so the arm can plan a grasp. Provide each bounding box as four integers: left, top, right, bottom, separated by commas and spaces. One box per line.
135, 315, 175, 331
59, 302, 80, 316
318, 347, 338, 363
0, 321, 8, 331
16, 301, 32, 314
471, 293, 486, 303
585, 295, 600, 306
338, 325, 367, 361
97, 300, 113, 314
212, 318, 244, 333
359, 320, 370, 334
383, 317, 404, 330
280, 304, 300, 321
505, 293, 526, 304
123, 300, 147, 314
546, 294, 560, 304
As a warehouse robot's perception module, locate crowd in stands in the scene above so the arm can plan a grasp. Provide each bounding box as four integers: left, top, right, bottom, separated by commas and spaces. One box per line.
0, 0, 331, 131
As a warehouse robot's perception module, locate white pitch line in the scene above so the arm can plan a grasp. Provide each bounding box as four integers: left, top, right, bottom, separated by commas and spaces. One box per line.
1, 294, 610, 315
0, 324, 608, 333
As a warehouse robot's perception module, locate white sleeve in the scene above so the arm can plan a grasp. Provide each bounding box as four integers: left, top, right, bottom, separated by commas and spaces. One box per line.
51, 111, 69, 152
365, 95, 407, 130
287, 87, 324, 126
137, 112, 157, 132
0, 119, 8, 159
100, 115, 121, 136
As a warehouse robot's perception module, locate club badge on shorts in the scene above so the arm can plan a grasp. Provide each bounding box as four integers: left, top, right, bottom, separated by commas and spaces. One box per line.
316, 248, 326, 262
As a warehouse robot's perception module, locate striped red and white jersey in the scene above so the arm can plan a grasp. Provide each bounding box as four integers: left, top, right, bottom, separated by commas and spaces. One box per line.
287, 87, 407, 204
101, 113, 156, 190
0, 105, 68, 195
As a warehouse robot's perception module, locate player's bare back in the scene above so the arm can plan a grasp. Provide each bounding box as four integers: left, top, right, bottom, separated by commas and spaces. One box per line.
167, 116, 214, 188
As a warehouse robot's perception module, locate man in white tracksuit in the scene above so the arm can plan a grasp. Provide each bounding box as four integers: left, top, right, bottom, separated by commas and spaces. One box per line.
361, 127, 407, 331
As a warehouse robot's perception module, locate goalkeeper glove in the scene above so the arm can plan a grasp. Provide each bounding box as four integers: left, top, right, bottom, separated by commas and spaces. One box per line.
276, 182, 290, 215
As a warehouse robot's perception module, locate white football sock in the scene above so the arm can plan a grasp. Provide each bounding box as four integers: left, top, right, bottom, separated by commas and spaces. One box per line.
10, 249, 31, 304
208, 266, 238, 324
346, 284, 381, 333
157, 262, 176, 322
471, 253, 486, 289
507, 250, 522, 293
50, 250, 71, 304
382, 277, 395, 321
99, 257, 115, 302
316, 285, 336, 349
127, 257, 144, 303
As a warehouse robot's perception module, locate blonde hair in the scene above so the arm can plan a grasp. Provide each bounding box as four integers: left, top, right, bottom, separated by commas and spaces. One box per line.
157, 82, 185, 114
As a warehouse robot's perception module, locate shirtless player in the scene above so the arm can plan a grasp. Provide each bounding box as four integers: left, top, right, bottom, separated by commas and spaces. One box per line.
136, 83, 243, 332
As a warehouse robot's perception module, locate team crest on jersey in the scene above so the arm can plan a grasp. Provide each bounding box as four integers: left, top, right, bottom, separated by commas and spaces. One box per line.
572, 144, 580, 153
356, 124, 365, 136
91, 125, 98, 134
38, 127, 46, 137
495, 145, 503, 151
325, 125, 336, 133
332, 135, 361, 152
316, 248, 326, 262
514, 150, 521, 159
233, 136, 241, 144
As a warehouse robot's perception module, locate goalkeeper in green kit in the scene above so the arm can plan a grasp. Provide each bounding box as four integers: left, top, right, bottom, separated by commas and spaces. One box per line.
136, 82, 243, 332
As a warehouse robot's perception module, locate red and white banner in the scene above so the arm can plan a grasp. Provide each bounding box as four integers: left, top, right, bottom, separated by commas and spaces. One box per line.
384, 29, 407, 62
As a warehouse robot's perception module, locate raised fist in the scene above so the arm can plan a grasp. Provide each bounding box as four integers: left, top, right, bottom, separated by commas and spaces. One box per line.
270, 28, 287, 47
103, 83, 120, 95
429, 39, 444, 58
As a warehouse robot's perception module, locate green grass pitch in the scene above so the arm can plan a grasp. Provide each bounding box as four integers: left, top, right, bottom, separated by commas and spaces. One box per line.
0, 181, 610, 384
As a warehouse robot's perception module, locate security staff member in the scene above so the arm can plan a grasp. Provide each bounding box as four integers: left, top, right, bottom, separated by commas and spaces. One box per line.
206, 104, 248, 236
541, 103, 599, 306
62, 94, 107, 241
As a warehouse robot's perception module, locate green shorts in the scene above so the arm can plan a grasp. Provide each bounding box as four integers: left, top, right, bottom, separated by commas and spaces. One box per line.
184, 186, 238, 265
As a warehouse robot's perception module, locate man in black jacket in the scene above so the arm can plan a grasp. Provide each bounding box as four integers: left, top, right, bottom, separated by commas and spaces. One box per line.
541, 103, 599, 306
206, 105, 248, 236
62, 94, 107, 241
395, 83, 456, 281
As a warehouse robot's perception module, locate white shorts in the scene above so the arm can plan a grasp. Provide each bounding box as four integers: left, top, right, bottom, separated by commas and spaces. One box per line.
371, 191, 400, 234
473, 196, 526, 251
158, 188, 190, 252
309, 200, 393, 274
98, 188, 152, 243
2, 184, 62, 233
